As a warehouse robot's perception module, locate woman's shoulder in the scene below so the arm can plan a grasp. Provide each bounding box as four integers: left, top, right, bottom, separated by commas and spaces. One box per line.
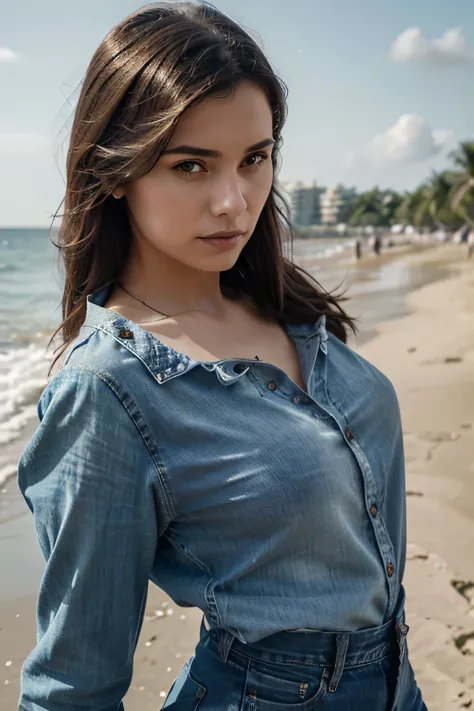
42, 324, 155, 414
327, 330, 398, 399
55, 319, 155, 376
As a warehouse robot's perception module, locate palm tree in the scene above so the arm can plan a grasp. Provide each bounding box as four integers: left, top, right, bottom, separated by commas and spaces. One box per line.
347, 188, 378, 227
419, 171, 463, 229
396, 185, 433, 228
450, 142, 474, 227
348, 188, 402, 227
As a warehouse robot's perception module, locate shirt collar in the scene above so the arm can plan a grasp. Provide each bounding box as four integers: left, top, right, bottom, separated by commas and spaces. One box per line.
81, 282, 327, 384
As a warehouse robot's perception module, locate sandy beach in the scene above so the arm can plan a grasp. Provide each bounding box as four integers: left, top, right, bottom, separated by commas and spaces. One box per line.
358, 245, 474, 710
0, 242, 473, 710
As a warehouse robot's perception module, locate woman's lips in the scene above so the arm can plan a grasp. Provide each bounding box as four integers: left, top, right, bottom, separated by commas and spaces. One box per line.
197, 233, 244, 250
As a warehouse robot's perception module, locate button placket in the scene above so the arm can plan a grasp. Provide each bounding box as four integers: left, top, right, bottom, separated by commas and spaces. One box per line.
337, 422, 398, 612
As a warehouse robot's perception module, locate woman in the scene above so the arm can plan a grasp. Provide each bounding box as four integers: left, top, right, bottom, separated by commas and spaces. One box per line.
17, 2, 427, 710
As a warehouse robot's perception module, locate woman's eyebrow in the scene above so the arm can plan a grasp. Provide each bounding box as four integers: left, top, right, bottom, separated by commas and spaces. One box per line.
161, 137, 275, 158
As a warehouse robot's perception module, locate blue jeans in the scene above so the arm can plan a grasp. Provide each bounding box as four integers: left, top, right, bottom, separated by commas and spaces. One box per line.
161, 590, 427, 711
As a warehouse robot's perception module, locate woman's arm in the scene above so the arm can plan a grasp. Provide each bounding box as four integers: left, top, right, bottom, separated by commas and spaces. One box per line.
17, 366, 169, 711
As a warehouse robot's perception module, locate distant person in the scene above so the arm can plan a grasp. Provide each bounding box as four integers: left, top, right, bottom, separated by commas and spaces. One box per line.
368, 232, 381, 256
374, 233, 382, 256
17, 4, 427, 711
354, 237, 362, 260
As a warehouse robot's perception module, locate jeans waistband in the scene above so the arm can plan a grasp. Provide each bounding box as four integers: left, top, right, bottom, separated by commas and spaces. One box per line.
206, 586, 408, 673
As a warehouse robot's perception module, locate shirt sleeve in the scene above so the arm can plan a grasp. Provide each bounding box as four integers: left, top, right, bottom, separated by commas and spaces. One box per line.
17, 366, 169, 711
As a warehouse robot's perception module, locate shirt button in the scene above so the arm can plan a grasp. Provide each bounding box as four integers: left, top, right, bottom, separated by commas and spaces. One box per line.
370, 504, 377, 518
292, 395, 301, 405
387, 562, 395, 577
345, 426, 354, 441
267, 381, 277, 391
119, 328, 134, 339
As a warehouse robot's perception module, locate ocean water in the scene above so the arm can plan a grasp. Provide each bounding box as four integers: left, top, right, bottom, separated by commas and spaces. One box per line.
0, 229, 63, 462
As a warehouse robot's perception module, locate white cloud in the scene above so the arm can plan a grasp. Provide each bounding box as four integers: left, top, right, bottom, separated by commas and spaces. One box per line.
0, 134, 51, 155
348, 115, 454, 167
391, 27, 474, 66
0, 47, 19, 63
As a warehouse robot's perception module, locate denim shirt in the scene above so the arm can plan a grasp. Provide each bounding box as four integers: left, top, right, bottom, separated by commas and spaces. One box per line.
18, 283, 406, 710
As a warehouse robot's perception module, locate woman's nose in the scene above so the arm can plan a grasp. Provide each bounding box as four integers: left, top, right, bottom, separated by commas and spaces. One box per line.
209, 176, 247, 218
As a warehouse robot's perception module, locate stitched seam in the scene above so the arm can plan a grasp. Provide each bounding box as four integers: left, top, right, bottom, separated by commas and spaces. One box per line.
164, 535, 213, 577
343, 651, 396, 669
326, 381, 392, 513
68, 365, 176, 523
94, 324, 165, 380
326, 381, 391, 531
325, 386, 349, 426
246, 370, 267, 397
162, 536, 219, 624
204, 579, 222, 628
229, 647, 395, 670
229, 648, 325, 669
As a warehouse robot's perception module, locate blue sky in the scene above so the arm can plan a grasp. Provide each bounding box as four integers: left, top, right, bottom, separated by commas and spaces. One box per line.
1, 0, 473, 226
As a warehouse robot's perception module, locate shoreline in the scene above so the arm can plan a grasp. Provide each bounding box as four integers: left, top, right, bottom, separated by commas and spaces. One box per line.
0, 242, 473, 709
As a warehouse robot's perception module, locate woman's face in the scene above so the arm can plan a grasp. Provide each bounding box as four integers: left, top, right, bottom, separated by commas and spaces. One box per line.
117, 80, 274, 272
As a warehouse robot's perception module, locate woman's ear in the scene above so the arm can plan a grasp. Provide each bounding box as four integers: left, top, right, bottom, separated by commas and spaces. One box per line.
112, 188, 125, 199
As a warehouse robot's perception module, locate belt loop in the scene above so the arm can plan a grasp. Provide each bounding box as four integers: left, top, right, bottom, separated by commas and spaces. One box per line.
217, 629, 235, 663
328, 634, 350, 693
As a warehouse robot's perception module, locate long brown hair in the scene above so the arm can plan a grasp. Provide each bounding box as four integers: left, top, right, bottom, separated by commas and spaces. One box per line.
50, 0, 355, 373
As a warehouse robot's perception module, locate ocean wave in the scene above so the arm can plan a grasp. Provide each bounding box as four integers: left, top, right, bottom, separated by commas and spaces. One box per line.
292, 239, 353, 261
0, 462, 18, 488
0, 344, 51, 447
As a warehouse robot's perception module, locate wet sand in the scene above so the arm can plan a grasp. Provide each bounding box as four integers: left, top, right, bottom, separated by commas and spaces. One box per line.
1, 242, 472, 709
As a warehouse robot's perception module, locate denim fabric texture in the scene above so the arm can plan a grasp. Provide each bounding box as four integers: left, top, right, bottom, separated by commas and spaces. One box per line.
161, 589, 427, 710
18, 282, 410, 710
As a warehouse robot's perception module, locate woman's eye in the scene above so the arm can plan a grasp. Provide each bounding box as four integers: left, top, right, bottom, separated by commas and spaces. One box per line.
245, 152, 269, 167
173, 152, 269, 176
175, 161, 202, 175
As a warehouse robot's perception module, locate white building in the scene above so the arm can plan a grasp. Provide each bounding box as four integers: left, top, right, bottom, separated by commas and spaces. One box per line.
320, 184, 357, 224
281, 181, 325, 226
